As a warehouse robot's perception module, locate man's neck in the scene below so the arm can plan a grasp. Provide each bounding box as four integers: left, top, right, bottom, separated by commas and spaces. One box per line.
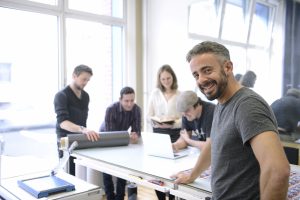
218, 79, 242, 104
70, 84, 82, 98
196, 105, 202, 119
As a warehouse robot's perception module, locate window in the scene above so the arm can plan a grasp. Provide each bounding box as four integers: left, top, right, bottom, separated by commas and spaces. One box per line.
188, 0, 282, 102
0, 7, 58, 129
249, 2, 274, 46
65, 18, 124, 126
221, 0, 250, 43
188, 0, 220, 38
68, 0, 123, 18
0, 0, 126, 131
28, 0, 57, 5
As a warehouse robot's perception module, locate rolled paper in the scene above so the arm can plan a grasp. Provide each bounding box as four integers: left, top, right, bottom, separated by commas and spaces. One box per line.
65, 131, 130, 149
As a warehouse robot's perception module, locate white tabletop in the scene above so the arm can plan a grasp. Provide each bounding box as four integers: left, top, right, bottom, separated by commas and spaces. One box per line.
73, 141, 200, 181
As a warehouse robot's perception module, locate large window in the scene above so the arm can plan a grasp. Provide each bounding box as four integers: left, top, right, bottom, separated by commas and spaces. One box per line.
188, 0, 276, 47
0, 0, 126, 131
188, 0, 281, 102
0, 7, 58, 130
68, 0, 123, 18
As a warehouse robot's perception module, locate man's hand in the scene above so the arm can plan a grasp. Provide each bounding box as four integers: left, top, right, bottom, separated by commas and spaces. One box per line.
172, 143, 180, 152
170, 170, 195, 184
130, 132, 139, 144
82, 129, 100, 142
180, 130, 190, 142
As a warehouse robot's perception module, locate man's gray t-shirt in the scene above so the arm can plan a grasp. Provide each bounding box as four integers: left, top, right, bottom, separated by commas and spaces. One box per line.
210, 87, 278, 200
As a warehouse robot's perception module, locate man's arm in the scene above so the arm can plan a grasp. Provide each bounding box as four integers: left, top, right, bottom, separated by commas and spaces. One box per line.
250, 131, 290, 200
180, 130, 207, 150
172, 130, 192, 151
172, 138, 211, 184
131, 105, 142, 136
60, 120, 99, 141
129, 105, 142, 144
54, 92, 99, 141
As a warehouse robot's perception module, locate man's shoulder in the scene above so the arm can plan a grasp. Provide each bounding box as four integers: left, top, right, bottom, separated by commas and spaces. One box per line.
54, 86, 69, 98
134, 103, 142, 110
107, 102, 120, 110
56, 86, 70, 94
232, 87, 267, 106
202, 101, 216, 112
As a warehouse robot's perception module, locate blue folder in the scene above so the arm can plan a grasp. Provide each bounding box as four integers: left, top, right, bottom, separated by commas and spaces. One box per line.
17, 175, 75, 198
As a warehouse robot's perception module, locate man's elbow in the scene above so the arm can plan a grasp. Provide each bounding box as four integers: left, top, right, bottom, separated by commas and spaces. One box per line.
275, 162, 290, 184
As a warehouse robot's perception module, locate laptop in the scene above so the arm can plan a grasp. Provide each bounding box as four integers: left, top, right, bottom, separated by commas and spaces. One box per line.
141, 132, 190, 159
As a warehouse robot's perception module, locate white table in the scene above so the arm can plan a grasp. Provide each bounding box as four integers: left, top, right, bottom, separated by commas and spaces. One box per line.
0, 155, 102, 200
72, 140, 212, 200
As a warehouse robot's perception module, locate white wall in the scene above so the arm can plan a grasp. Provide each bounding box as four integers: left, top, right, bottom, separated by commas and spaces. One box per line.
143, 0, 200, 99
143, 0, 200, 131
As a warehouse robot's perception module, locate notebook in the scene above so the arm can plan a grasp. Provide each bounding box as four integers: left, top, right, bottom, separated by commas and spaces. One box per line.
141, 132, 190, 159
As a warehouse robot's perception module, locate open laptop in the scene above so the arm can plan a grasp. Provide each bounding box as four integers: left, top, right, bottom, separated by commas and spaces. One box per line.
141, 132, 190, 159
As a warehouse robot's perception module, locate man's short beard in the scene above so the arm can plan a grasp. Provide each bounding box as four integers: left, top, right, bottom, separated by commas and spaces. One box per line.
199, 70, 228, 101
74, 84, 82, 91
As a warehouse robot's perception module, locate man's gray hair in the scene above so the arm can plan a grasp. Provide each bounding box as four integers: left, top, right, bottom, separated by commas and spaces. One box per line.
186, 41, 231, 64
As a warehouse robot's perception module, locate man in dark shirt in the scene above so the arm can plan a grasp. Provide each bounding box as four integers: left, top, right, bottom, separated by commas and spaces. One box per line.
100, 86, 141, 200
54, 64, 99, 175
271, 88, 300, 136
173, 90, 215, 151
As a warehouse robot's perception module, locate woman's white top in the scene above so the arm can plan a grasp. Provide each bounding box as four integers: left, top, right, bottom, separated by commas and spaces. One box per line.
147, 88, 182, 129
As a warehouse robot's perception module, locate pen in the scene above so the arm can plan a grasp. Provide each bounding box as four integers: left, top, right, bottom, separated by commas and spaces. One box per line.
148, 180, 164, 186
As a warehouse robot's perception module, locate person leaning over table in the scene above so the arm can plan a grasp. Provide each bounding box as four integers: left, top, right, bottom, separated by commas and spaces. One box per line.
147, 64, 182, 143
172, 90, 215, 151
100, 86, 141, 200
54, 64, 100, 176
171, 41, 290, 200
271, 88, 300, 138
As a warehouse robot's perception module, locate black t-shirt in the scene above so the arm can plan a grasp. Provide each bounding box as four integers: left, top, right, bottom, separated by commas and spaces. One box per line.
271, 94, 300, 132
54, 86, 89, 138
182, 99, 215, 141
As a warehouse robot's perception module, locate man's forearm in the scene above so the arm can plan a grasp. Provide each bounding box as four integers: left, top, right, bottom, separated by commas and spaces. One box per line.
173, 137, 188, 150
186, 139, 206, 150
260, 168, 289, 200
60, 120, 82, 133
190, 140, 211, 180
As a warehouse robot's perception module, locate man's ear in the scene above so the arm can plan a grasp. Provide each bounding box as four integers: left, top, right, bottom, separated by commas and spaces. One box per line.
224, 61, 233, 75
72, 73, 76, 79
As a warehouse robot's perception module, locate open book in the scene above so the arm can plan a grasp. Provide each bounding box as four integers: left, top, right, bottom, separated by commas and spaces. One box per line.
150, 116, 175, 125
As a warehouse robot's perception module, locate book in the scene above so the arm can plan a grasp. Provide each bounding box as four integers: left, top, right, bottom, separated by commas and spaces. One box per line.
150, 116, 175, 125
18, 175, 75, 198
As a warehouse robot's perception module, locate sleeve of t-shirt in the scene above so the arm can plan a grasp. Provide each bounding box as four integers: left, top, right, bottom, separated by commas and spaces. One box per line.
131, 105, 142, 136
235, 96, 278, 144
104, 106, 116, 131
202, 106, 215, 138
181, 117, 193, 131
54, 92, 69, 124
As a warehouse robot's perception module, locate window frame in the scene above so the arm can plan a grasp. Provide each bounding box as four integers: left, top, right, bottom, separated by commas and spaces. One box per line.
0, 0, 129, 130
